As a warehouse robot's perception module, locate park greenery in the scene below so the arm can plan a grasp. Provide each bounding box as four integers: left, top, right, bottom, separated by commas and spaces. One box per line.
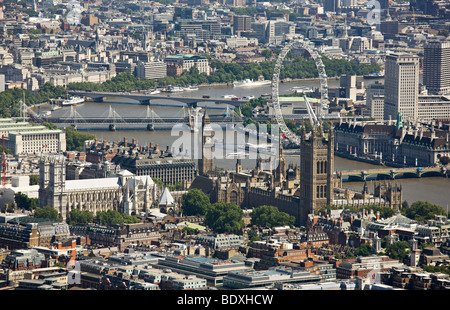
402, 201, 449, 222
14, 192, 38, 210
181, 189, 295, 234
181, 188, 212, 216
204, 202, 245, 234
34, 206, 62, 222
0, 82, 67, 118
67, 209, 140, 225
250, 205, 295, 227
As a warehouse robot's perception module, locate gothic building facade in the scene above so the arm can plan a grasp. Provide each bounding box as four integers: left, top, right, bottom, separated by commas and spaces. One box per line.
38, 156, 159, 220
299, 125, 335, 225
191, 119, 401, 227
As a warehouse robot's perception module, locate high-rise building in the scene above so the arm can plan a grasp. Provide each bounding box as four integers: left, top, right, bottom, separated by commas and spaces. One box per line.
384, 53, 420, 121
233, 15, 251, 35
423, 41, 450, 95
324, 0, 340, 13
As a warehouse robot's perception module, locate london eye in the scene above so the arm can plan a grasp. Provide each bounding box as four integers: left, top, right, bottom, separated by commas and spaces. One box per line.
271, 37, 329, 146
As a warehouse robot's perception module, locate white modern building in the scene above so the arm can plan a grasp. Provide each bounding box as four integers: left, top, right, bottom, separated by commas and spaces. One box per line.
135, 61, 167, 80
423, 41, 450, 95
384, 52, 420, 121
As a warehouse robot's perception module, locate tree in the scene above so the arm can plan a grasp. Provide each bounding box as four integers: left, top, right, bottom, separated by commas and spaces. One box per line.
29, 175, 39, 186
34, 206, 61, 221
261, 49, 273, 60
64, 126, 96, 151
14, 192, 38, 210
384, 241, 410, 262
204, 202, 245, 234
250, 205, 295, 228
354, 243, 373, 257
94, 210, 140, 226
402, 201, 447, 222
181, 189, 211, 216
67, 209, 94, 225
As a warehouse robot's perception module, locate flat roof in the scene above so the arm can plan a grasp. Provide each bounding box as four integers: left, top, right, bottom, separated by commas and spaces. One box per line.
9, 129, 63, 135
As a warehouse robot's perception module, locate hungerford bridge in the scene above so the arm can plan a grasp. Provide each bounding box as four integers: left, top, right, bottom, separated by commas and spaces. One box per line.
39, 104, 252, 131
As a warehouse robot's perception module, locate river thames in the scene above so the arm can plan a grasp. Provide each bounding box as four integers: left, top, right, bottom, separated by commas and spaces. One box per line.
35, 78, 450, 208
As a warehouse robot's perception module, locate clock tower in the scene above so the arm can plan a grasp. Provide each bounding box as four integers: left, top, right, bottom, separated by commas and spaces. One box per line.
198, 109, 215, 176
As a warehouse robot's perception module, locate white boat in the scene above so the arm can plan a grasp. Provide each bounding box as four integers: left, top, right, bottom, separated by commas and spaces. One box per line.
184, 86, 199, 91
222, 94, 238, 99
233, 77, 271, 87
61, 96, 85, 106
148, 89, 161, 95
166, 86, 184, 93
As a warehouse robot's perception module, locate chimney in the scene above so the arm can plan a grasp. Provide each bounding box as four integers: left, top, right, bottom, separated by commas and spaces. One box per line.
124, 137, 128, 146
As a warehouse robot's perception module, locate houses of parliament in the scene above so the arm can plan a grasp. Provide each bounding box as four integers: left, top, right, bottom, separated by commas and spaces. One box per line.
35, 111, 402, 226
191, 112, 403, 226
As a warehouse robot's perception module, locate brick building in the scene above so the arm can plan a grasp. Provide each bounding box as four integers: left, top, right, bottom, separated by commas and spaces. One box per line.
248, 239, 316, 268
0, 216, 70, 250
336, 255, 405, 279
69, 222, 160, 251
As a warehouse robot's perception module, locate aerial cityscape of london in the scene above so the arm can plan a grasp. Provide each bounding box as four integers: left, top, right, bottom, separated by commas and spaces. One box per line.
0, 0, 449, 303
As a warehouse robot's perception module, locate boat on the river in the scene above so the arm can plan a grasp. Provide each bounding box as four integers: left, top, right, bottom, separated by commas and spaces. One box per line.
233, 78, 271, 87
184, 86, 199, 91
148, 89, 161, 95
165, 86, 184, 93
61, 96, 85, 106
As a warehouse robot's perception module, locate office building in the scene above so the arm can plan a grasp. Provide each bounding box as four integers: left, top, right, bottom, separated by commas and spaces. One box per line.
0, 119, 66, 155
164, 54, 210, 76
384, 53, 420, 122
135, 61, 167, 80
423, 41, 450, 95
233, 15, 251, 35
324, 0, 340, 13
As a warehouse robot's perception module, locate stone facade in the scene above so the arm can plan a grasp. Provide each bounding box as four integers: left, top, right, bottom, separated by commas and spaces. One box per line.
38, 156, 159, 220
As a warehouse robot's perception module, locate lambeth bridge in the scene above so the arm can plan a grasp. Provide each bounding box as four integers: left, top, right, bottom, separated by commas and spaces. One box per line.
338, 166, 449, 182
